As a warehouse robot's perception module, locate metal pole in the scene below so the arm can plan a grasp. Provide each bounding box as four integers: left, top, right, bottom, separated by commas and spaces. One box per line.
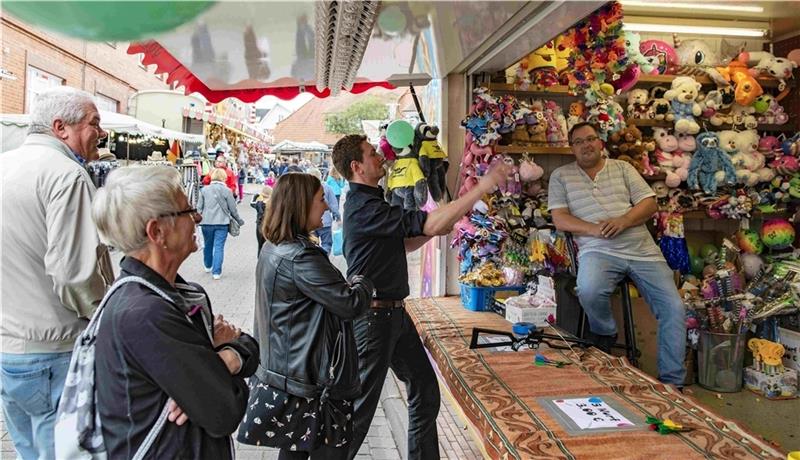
409, 83, 426, 124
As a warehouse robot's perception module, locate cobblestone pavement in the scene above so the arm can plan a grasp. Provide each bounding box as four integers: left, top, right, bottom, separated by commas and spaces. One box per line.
1, 185, 480, 459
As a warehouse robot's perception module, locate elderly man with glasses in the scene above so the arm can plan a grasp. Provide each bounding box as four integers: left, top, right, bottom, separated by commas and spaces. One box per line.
547, 122, 686, 388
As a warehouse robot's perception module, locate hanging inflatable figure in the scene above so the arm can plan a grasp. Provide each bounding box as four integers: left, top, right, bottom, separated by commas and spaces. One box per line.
386, 120, 428, 210
415, 122, 448, 202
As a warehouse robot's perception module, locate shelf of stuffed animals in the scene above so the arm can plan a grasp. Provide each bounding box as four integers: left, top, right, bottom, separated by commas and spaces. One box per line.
682, 209, 790, 221
494, 145, 572, 155
626, 119, 796, 133
634, 74, 792, 90
487, 83, 576, 96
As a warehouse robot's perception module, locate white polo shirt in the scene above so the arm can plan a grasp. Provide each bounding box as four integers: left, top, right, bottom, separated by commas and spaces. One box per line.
548, 159, 663, 262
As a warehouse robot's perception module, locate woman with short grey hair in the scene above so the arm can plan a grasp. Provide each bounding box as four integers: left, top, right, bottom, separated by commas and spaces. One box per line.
198, 167, 244, 279
90, 165, 259, 459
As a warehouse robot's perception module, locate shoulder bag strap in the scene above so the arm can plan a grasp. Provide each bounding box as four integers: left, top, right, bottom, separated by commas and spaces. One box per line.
102, 276, 189, 460
212, 187, 234, 221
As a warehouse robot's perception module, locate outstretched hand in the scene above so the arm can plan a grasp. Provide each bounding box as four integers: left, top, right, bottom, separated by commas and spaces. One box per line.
480, 162, 511, 193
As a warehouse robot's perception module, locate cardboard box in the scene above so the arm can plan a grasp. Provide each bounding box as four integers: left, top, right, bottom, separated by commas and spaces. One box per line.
779, 327, 800, 372
505, 302, 558, 326
743, 366, 798, 399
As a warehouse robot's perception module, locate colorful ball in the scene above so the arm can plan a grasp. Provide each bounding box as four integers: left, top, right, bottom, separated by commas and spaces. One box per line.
736, 229, 763, 254
385, 120, 415, 149
761, 218, 795, 250
690, 256, 705, 276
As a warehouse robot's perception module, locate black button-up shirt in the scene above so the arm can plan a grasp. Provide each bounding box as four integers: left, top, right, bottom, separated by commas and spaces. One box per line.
343, 183, 427, 300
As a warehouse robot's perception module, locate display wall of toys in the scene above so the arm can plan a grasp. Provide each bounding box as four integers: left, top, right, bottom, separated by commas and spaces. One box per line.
455, 1, 799, 394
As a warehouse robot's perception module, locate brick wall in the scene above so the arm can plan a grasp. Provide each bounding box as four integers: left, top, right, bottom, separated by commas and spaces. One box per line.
0, 14, 169, 114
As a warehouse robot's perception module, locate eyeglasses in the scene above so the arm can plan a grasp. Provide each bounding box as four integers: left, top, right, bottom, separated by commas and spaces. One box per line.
572, 135, 600, 147
159, 208, 201, 224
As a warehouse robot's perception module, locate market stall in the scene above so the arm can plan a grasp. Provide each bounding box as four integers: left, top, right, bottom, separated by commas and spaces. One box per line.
271, 140, 330, 165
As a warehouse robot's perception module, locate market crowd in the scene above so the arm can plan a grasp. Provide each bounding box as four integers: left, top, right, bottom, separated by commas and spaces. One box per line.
1, 87, 689, 460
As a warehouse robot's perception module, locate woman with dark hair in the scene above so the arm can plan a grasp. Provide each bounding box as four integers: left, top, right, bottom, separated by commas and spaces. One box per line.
238, 173, 373, 460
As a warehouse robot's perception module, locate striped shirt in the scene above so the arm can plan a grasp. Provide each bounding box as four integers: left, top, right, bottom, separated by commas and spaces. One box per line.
548, 159, 663, 262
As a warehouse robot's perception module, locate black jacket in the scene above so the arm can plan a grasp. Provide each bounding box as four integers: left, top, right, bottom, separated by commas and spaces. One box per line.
96, 257, 259, 459
254, 235, 373, 400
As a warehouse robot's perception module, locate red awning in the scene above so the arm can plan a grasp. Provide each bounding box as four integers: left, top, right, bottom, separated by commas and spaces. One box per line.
128, 41, 395, 103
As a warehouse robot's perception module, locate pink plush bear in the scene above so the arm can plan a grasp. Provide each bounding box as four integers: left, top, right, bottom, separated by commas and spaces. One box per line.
653, 128, 687, 187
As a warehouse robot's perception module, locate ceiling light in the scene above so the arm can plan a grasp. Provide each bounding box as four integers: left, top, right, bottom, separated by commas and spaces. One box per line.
621, 1, 763, 14
624, 23, 766, 37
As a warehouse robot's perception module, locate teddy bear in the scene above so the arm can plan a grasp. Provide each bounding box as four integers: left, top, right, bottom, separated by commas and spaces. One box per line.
525, 105, 548, 145
511, 107, 532, 144
608, 125, 647, 173
653, 128, 687, 187
648, 85, 673, 121
737, 129, 774, 184
664, 76, 702, 134
626, 88, 650, 120
415, 122, 449, 202
387, 141, 428, 211
730, 104, 758, 129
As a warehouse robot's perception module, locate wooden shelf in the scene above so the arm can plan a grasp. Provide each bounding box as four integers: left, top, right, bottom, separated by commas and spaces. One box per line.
636, 74, 791, 89
627, 119, 673, 128
682, 209, 789, 220
627, 119, 796, 133
488, 83, 574, 96
495, 145, 572, 155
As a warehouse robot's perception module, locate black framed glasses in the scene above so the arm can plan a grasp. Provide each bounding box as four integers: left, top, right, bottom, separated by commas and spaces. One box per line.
159, 208, 201, 223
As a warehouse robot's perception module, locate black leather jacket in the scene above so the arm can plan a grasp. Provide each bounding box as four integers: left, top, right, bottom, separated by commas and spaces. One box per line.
254, 235, 373, 400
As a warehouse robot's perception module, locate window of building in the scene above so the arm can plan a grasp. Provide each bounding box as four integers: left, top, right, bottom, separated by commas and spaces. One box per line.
25, 66, 64, 113
95, 93, 119, 113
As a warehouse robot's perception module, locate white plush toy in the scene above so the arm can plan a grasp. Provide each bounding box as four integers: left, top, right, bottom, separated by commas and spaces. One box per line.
743, 51, 798, 91
737, 129, 774, 183
626, 89, 650, 120
664, 76, 702, 134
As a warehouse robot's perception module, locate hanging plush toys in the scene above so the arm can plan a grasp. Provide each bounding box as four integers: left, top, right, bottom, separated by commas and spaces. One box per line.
415, 122, 448, 202
386, 120, 428, 210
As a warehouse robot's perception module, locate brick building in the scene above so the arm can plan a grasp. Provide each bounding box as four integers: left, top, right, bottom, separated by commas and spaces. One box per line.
0, 14, 169, 114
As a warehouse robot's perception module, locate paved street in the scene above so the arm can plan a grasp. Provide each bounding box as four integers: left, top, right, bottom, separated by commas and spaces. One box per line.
1, 185, 480, 459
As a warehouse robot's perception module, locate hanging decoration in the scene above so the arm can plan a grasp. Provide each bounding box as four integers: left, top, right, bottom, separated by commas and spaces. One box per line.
561, 1, 629, 95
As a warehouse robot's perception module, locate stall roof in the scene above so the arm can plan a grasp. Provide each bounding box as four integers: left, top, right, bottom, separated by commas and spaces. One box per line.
271, 140, 330, 153
0, 110, 205, 144
126, 1, 603, 103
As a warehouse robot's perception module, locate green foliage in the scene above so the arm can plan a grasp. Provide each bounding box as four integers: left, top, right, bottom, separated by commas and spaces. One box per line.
324, 97, 388, 135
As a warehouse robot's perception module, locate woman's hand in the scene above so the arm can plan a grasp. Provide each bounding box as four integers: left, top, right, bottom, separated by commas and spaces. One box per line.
167, 399, 189, 426
217, 348, 242, 375
212, 315, 241, 347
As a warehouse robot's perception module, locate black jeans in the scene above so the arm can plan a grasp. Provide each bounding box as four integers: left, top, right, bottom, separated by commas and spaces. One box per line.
279, 445, 347, 460
347, 308, 440, 460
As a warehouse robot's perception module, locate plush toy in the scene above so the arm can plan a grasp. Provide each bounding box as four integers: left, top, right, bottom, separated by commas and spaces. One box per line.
378, 122, 396, 161
525, 105, 548, 145
415, 122, 448, 202
687, 132, 736, 195
700, 86, 735, 126
387, 126, 428, 210
543, 100, 568, 146
756, 96, 789, 125
742, 50, 798, 91
527, 41, 560, 87
624, 31, 657, 75
672, 34, 729, 85
759, 135, 783, 157
738, 130, 774, 183
512, 107, 532, 144
654, 128, 684, 187
640, 39, 678, 75
566, 101, 586, 130
584, 83, 626, 141
717, 59, 763, 106
626, 88, 650, 120
730, 103, 758, 129
608, 125, 647, 173
664, 76, 702, 134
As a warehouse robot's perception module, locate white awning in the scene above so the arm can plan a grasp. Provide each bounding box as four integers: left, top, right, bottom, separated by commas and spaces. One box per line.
271, 140, 330, 153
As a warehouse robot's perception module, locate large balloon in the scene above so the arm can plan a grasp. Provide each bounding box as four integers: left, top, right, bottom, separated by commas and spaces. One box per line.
386, 120, 415, 149
700, 243, 718, 261
639, 39, 678, 75
3, 1, 214, 41
690, 256, 705, 276
761, 218, 795, 250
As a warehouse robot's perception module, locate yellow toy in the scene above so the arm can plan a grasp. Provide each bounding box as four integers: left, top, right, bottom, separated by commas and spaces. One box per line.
748, 338, 785, 374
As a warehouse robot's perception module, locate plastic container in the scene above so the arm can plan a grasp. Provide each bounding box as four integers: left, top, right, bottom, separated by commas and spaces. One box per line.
697, 330, 747, 392
459, 284, 526, 311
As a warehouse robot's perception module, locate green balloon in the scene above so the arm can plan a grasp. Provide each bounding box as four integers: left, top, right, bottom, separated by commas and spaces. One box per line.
687, 245, 697, 258
3, 1, 215, 41
700, 243, 718, 260
377, 5, 407, 36
386, 120, 414, 149
690, 256, 705, 276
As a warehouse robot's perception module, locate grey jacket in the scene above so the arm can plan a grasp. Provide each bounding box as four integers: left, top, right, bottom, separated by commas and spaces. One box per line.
1, 134, 114, 353
198, 181, 244, 226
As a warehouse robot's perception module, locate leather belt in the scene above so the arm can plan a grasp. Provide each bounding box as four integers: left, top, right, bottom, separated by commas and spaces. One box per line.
371, 299, 405, 309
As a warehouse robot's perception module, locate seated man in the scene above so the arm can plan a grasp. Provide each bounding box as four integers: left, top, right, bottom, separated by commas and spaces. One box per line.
547, 122, 686, 386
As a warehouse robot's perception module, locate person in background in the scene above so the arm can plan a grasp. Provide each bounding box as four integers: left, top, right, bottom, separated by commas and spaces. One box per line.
331, 134, 508, 460
279, 158, 289, 176
198, 168, 245, 279
307, 168, 340, 254
286, 157, 303, 173
250, 185, 272, 254
238, 173, 373, 460
325, 166, 347, 208
0, 86, 114, 459
237, 164, 246, 204
265, 170, 277, 187
202, 157, 238, 199
92, 165, 259, 459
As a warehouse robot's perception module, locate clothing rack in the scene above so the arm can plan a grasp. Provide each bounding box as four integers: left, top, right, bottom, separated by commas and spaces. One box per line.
87, 160, 119, 188
179, 163, 201, 207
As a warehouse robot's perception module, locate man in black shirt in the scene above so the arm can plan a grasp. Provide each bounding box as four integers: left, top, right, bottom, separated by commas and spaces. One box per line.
332, 134, 507, 460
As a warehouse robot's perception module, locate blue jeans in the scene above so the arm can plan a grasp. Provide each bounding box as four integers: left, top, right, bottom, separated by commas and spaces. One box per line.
316, 226, 332, 254
201, 224, 229, 275
576, 252, 687, 385
1, 352, 72, 460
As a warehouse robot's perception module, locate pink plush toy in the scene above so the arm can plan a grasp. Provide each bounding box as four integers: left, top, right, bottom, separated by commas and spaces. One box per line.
654, 128, 685, 187
759, 135, 782, 157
